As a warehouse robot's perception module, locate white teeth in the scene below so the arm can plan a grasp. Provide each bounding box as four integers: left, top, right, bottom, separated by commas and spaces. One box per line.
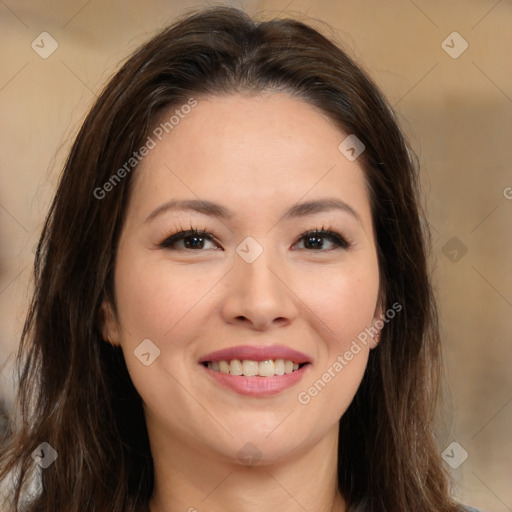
230, 359, 243, 375
258, 360, 275, 377
206, 358, 303, 376
274, 359, 285, 375
242, 360, 259, 376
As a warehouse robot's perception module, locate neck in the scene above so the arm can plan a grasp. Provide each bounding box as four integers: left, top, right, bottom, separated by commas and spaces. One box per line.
148, 422, 346, 512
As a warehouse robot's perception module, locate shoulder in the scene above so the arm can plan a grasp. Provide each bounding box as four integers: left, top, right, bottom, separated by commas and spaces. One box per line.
460, 505, 486, 512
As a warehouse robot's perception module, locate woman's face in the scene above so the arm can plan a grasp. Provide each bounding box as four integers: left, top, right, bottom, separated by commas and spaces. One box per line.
103, 92, 381, 464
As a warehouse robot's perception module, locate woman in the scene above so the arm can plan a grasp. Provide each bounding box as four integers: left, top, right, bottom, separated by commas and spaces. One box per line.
0, 6, 483, 512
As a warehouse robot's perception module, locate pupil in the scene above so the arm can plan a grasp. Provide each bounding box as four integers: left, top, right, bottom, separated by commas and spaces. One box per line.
185, 236, 204, 249
307, 236, 322, 249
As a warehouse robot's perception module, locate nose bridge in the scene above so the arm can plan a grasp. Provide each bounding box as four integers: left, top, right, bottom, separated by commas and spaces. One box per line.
235, 243, 284, 297
241, 250, 282, 292
222, 241, 297, 327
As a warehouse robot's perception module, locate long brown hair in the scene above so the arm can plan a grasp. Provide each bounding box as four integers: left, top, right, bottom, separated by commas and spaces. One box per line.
1, 6, 462, 511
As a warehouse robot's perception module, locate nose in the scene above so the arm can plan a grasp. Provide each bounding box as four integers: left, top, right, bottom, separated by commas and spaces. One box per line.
220, 249, 298, 331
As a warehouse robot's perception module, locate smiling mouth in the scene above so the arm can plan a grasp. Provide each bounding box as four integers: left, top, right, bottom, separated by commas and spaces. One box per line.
202, 359, 309, 377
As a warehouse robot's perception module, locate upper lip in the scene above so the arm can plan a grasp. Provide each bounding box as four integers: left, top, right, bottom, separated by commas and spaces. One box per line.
198, 344, 312, 364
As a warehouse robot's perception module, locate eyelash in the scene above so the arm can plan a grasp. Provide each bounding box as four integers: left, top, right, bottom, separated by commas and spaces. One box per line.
159, 224, 351, 251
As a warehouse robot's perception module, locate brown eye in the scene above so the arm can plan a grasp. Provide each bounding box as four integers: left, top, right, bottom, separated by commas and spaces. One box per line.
294, 230, 350, 251
160, 230, 219, 250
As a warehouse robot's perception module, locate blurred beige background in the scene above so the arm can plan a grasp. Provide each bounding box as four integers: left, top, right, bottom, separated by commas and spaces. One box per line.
0, 0, 511, 510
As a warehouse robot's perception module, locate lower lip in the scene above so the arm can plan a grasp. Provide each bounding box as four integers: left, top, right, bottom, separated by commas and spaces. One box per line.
201, 363, 311, 397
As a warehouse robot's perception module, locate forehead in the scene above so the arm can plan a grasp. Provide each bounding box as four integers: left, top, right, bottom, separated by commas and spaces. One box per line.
128, 93, 372, 226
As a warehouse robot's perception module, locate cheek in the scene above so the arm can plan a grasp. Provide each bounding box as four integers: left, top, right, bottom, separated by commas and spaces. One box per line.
112, 252, 218, 425
291, 257, 379, 422
292, 262, 378, 423
113, 250, 220, 344
293, 256, 380, 346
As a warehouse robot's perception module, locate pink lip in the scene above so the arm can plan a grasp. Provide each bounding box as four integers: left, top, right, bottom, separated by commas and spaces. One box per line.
198, 344, 312, 364
200, 363, 311, 397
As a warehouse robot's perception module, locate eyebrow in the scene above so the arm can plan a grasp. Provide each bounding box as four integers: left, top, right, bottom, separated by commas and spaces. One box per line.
144, 197, 362, 225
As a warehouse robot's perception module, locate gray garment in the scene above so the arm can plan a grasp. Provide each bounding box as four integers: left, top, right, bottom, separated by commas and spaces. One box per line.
462, 506, 485, 512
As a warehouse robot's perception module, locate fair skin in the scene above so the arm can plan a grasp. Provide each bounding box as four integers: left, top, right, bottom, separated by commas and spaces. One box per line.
102, 92, 382, 512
